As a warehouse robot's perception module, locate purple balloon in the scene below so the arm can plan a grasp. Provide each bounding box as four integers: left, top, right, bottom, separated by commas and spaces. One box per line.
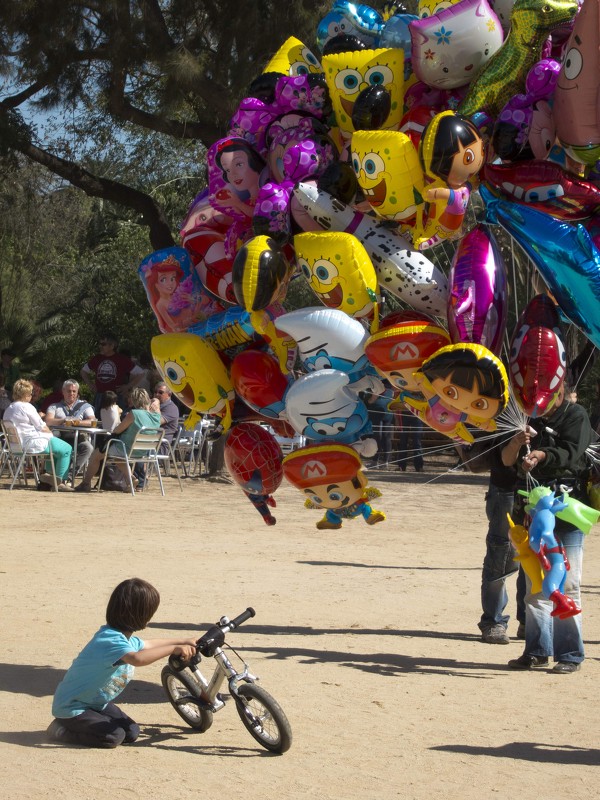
447, 224, 508, 355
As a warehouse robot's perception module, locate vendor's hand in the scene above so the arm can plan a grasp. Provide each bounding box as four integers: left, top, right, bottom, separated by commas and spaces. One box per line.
522, 449, 546, 472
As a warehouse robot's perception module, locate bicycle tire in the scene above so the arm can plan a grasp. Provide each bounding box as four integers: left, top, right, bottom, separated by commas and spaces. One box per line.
160, 665, 214, 732
234, 683, 292, 753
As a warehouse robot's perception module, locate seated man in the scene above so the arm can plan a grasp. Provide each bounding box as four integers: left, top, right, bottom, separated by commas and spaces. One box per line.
45, 379, 96, 476
150, 381, 180, 453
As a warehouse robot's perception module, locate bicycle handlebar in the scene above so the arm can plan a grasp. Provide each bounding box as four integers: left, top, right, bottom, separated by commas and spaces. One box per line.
227, 607, 256, 631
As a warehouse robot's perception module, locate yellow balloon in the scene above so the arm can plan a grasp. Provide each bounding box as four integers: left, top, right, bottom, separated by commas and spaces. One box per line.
232, 235, 294, 313
264, 36, 322, 76
351, 129, 424, 224
293, 231, 379, 319
322, 48, 405, 140
151, 333, 235, 431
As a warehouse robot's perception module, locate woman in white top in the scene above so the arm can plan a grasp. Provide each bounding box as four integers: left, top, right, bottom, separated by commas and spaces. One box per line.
4, 379, 74, 490
100, 390, 123, 432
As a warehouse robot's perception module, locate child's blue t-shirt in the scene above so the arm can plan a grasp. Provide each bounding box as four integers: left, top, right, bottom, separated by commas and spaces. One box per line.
52, 625, 144, 718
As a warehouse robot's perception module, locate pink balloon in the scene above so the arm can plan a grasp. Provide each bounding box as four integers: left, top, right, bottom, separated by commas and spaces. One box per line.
447, 224, 507, 355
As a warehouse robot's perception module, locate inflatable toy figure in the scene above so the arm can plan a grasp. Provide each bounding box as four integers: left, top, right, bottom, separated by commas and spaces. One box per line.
458, 0, 578, 119
520, 489, 581, 619
317, 1, 384, 52
282, 443, 386, 529
365, 311, 450, 393
224, 422, 284, 526
264, 36, 323, 76
292, 182, 448, 315
322, 48, 405, 142
284, 369, 375, 454
413, 342, 509, 433
525, 485, 600, 535
151, 333, 235, 431
414, 111, 486, 250
507, 513, 544, 594
138, 247, 223, 333
410, 0, 504, 91
274, 306, 384, 394
553, 0, 600, 166
350, 129, 425, 227
293, 231, 379, 320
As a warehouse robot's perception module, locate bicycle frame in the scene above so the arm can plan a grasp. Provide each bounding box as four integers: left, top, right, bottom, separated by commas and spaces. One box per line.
186, 645, 259, 712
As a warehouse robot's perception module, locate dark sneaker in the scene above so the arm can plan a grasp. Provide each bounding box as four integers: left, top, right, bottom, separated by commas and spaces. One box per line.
481, 625, 510, 644
508, 654, 549, 670
552, 661, 581, 674
74, 482, 92, 493
47, 719, 68, 742
516, 622, 526, 640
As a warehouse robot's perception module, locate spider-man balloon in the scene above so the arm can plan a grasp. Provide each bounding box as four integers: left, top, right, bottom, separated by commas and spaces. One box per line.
224, 422, 284, 525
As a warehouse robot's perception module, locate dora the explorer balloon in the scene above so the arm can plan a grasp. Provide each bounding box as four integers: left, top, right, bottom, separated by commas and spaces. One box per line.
413, 111, 485, 251
282, 443, 385, 530
411, 342, 509, 438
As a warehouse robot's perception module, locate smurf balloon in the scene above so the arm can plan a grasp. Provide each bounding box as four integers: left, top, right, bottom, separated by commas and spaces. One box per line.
284, 369, 374, 449
274, 306, 383, 394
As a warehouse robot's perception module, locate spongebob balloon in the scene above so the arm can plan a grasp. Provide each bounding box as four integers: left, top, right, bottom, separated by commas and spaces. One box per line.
322, 48, 405, 142
264, 36, 322, 76
293, 231, 379, 320
351, 129, 425, 227
151, 333, 235, 432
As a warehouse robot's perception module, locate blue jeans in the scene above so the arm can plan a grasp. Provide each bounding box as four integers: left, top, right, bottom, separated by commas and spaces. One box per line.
479, 485, 525, 631
524, 527, 584, 664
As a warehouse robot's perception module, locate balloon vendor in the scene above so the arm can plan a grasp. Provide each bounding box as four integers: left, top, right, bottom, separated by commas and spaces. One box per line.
282, 443, 386, 530
414, 111, 485, 250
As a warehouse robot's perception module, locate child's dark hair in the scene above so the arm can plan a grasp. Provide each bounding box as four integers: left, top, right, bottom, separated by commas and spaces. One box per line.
106, 578, 160, 633
101, 390, 119, 409
422, 348, 505, 399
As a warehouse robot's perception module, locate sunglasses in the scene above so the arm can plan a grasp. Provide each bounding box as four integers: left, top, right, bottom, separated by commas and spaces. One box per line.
155, 390, 168, 395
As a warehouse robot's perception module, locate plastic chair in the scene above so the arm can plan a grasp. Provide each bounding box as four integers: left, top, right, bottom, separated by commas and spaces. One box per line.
97, 426, 176, 496
1, 419, 59, 491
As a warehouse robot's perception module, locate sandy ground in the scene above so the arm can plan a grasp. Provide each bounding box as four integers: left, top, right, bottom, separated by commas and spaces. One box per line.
1, 466, 599, 800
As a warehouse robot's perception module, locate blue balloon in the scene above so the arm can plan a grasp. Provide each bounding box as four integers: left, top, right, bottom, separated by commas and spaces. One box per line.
481, 185, 600, 349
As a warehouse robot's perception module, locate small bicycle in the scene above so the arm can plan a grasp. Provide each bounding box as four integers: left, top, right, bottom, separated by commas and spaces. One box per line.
161, 607, 292, 754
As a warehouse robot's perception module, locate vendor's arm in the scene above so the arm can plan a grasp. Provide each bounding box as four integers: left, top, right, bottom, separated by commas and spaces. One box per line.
501, 428, 532, 466
534, 404, 593, 473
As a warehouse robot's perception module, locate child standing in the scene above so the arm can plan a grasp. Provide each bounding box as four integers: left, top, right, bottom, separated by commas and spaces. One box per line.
47, 578, 197, 748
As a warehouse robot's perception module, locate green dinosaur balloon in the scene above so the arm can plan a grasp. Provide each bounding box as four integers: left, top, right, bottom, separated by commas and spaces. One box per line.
518, 486, 600, 535
458, 0, 578, 119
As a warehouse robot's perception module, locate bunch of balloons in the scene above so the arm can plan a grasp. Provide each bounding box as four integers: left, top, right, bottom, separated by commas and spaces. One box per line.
138, 0, 600, 526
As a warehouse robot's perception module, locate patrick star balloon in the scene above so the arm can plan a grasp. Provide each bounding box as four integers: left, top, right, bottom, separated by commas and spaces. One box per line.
553, 0, 600, 166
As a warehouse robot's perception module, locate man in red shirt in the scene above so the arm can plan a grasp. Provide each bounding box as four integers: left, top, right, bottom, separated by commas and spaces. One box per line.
81, 334, 142, 413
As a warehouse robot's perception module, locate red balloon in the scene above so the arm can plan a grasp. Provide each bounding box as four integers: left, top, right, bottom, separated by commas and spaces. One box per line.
508, 294, 567, 417
231, 348, 290, 421
224, 422, 283, 496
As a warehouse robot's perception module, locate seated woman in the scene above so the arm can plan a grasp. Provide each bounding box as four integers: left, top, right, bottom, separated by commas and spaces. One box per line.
3, 378, 74, 491
76, 387, 161, 492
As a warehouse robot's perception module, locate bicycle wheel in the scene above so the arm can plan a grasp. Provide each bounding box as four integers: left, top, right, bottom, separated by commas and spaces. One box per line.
160, 666, 213, 732
234, 683, 292, 753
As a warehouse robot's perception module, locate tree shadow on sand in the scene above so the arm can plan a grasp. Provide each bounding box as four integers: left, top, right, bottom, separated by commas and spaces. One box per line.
431, 741, 600, 766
